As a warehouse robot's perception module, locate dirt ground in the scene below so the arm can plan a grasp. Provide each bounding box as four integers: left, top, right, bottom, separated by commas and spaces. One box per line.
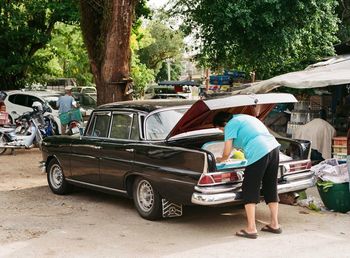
1, 149, 350, 258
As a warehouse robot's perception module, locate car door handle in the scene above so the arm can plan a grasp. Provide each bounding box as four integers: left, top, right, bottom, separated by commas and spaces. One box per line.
125, 148, 134, 153
94, 146, 102, 150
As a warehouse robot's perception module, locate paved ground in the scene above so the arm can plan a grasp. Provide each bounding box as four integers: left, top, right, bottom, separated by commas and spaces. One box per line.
0, 149, 350, 258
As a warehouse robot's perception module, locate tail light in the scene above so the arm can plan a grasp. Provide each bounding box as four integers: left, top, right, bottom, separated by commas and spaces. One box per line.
0, 102, 6, 112
198, 170, 243, 186
284, 160, 312, 174
288, 160, 311, 172
70, 121, 78, 128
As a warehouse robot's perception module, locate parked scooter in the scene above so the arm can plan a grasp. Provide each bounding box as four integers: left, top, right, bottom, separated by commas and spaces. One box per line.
60, 107, 83, 136
67, 119, 82, 135
0, 102, 56, 154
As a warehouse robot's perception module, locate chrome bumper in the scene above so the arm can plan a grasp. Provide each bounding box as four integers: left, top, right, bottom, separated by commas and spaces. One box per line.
39, 161, 46, 173
191, 173, 316, 206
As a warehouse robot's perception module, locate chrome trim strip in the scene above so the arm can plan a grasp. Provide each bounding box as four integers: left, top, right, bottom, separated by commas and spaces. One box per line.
194, 183, 242, 194
282, 171, 314, 181
66, 178, 127, 194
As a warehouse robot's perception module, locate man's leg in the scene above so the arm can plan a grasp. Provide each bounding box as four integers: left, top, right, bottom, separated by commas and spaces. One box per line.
61, 124, 66, 135
244, 203, 257, 233
267, 202, 279, 229
262, 148, 280, 229
239, 155, 269, 235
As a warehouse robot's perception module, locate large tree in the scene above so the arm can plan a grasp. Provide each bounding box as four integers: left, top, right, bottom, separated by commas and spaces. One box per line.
0, 0, 79, 90
170, 0, 339, 79
80, 0, 140, 105
138, 21, 185, 74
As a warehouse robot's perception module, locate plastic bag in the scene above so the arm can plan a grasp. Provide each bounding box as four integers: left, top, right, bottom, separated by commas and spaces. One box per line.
311, 158, 349, 184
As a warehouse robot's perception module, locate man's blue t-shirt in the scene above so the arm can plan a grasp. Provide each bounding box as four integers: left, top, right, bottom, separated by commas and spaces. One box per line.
57, 95, 75, 114
224, 114, 280, 165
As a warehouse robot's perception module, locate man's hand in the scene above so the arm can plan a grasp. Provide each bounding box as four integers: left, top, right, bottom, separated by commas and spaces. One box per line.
216, 157, 227, 163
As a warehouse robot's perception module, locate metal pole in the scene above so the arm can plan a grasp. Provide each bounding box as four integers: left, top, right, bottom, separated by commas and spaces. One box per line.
167, 59, 171, 81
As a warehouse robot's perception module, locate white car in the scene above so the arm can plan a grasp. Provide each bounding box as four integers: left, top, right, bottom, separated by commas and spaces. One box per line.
71, 86, 96, 95
3, 90, 63, 133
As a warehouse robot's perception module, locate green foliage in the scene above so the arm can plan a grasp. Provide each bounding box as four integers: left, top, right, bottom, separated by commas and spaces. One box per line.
156, 60, 183, 82
130, 19, 186, 98
171, 0, 339, 79
336, 0, 350, 42
131, 61, 155, 99
0, 0, 79, 89
130, 26, 155, 99
138, 21, 185, 74
32, 23, 93, 85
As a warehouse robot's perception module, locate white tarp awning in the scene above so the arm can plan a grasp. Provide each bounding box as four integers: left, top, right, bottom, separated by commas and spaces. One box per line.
233, 55, 350, 94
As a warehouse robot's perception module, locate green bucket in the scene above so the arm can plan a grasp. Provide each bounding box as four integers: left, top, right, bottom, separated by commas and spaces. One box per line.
317, 182, 350, 213
59, 109, 82, 125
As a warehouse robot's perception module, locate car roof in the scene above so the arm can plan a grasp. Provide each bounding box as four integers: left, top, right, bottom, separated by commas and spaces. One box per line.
98, 99, 196, 113
6, 90, 62, 97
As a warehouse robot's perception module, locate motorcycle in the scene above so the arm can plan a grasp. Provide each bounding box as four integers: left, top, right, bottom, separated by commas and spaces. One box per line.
60, 107, 83, 136
67, 119, 82, 135
0, 102, 57, 154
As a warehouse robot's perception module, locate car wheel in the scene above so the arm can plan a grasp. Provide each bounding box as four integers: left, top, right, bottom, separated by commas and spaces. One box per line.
47, 159, 71, 195
0, 135, 8, 155
133, 177, 162, 220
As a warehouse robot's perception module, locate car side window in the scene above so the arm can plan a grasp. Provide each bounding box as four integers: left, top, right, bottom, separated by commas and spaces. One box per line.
85, 113, 111, 138
110, 113, 133, 139
9, 94, 27, 106
27, 96, 43, 108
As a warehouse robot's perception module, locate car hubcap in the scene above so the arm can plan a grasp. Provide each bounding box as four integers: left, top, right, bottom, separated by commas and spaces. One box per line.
50, 164, 63, 189
137, 180, 154, 212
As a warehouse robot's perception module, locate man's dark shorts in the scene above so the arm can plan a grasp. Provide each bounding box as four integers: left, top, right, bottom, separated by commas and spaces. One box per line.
242, 147, 280, 204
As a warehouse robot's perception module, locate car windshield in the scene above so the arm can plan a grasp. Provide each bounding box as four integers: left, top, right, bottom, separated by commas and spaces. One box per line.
146, 108, 188, 140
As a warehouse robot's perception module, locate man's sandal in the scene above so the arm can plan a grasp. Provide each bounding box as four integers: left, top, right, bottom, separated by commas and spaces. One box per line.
261, 225, 282, 234
235, 229, 258, 239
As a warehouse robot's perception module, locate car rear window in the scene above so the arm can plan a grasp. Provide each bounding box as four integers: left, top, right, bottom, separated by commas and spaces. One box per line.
146, 108, 187, 140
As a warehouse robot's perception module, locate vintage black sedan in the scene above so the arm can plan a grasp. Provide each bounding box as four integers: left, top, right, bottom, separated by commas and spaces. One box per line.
41, 93, 315, 220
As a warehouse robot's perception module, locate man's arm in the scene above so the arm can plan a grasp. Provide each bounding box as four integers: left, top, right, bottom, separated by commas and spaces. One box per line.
216, 139, 233, 163
71, 96, 77, 108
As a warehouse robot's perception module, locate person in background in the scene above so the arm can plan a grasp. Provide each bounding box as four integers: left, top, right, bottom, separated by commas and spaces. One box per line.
57, 86, 77, 134
213, 112, 282, 239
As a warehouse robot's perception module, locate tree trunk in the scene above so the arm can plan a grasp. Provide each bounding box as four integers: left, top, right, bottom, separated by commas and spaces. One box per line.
80, 0, 136, 106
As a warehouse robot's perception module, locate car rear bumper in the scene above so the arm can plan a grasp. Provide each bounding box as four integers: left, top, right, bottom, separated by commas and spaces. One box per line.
191, 172, 316, 206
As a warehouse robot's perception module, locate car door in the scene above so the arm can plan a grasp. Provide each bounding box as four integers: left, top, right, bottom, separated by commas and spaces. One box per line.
70, 111, 111, 184
98, 112, 139, 189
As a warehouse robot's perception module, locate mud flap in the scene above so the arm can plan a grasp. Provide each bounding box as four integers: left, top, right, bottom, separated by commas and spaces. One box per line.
162, 199, 182, 218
